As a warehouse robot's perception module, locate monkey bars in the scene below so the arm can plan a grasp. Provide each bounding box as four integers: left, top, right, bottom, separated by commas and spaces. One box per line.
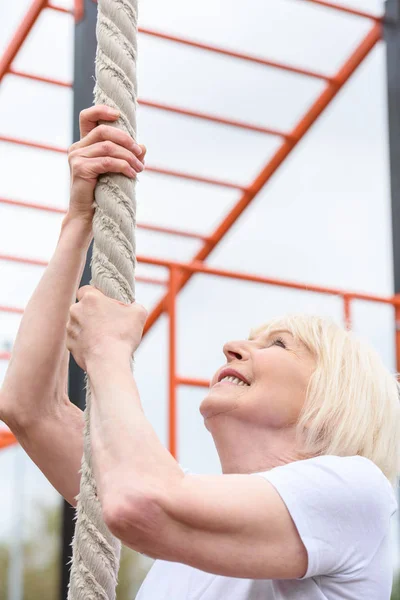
0, 1, 392, 457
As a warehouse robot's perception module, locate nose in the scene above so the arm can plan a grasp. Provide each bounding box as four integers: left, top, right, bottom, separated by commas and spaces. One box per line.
223, 340, 250, 362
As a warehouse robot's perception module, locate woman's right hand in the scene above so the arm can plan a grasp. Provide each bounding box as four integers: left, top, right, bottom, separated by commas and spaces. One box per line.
67, 104, 146, 224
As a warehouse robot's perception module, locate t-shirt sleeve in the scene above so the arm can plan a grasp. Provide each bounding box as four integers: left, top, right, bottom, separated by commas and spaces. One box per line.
251, 455, 398, 579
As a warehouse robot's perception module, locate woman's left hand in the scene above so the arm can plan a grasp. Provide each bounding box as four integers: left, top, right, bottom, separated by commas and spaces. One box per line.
66, 285, 147, 371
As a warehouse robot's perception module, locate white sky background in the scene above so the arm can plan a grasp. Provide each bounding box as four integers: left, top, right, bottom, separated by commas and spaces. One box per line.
0, 0, 399, 573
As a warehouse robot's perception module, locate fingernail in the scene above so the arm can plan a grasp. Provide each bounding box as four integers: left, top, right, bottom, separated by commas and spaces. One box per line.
110, 108, 120, 116
129, 167, 137, 178
133, 143, 142, 155
136, 162, 144, 173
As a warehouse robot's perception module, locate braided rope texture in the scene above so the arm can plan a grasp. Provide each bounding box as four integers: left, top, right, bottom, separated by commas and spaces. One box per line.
68, 0, 139, 598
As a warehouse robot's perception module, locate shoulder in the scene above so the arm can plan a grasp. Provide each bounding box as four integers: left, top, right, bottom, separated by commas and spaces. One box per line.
252, 455, 397, 578
258, 455, 397, 515
263, 454, 393, 486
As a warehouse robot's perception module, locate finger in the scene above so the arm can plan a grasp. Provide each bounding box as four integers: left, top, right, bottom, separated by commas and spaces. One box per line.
77, 157, 139, 180
133, 303, 148, 323
79, 105, 120, 138
74, 124, 142, 157
138, 144, 147, 163
75, 141, 144, 173
77, 285, 92, 302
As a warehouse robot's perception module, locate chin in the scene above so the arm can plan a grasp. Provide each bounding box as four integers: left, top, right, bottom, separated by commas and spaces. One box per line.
199, 390, 237, 421
199, 394, 213, 419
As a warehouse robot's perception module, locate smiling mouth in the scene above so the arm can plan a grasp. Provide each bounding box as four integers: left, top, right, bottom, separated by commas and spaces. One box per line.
217, 375, 249, 387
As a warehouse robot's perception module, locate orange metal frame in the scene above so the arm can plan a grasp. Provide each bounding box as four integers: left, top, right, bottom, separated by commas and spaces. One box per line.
0, 1, 396, 458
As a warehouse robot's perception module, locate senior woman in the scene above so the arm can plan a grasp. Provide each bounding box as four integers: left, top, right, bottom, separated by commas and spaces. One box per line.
0, 105, 399, 600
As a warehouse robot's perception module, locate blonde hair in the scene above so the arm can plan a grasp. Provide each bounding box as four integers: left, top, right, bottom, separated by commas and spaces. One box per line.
251, 314, 400, 487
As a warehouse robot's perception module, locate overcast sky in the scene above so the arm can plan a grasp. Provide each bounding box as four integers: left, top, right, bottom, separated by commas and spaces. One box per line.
0, 0, 398, 573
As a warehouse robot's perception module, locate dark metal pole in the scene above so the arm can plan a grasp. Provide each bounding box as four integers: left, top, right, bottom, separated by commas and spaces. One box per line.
384, 0, 400, 559
60, 2, 97, 598
385, 0, 400, 291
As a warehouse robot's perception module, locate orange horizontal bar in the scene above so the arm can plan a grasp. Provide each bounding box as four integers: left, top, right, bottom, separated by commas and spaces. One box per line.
139, 28, 333, 82
46, 3, 73, 14
136, 256, 398, 306
0, 352, 12, 362
139, 99, 289, 138
0, 198, 208, 240
137, 221, 209, 241
0, 138, 244, 189
8, 68, 72, 88
0, 197, 66, 214
0, 256, 166, 288
0, 135, 67, 154
2, 72, 286, 136
178, 377, 210, 388
0, 431, 17, 450
142, 22, 382, 337
2, 73, 284, 136
145, 165, 246, 191
0, 305, 24, 315
0, 253, 48, 268
301, 0, 381, 20
1, 71, 288, 135
1, 250, 397, 306
136, 275, 166, 286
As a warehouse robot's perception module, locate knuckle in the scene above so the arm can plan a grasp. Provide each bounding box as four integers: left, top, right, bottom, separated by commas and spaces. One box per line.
135, 304, 148, 321
101, 156, 112, 169
68, 152, 78, 167
101, 141, 112, 154
97, 124, 108, 139
71, 156, 84, 173
125, 133, 134, 145
68, 142, 77, 155
85, 290, 98, 305
79, 109, 89, 127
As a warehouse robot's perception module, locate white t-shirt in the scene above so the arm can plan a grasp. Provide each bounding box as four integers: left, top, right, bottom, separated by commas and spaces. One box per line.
136, 455, 398, 599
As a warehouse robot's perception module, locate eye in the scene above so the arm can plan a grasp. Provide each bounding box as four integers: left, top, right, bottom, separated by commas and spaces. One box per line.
272, 336, 286, 349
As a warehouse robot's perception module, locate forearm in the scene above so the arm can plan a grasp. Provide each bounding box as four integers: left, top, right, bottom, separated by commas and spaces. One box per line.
87, 353, 184, 508
1, 214, 92, 426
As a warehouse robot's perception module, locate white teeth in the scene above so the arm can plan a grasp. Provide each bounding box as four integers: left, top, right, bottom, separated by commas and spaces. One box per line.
220, 376, 248, 386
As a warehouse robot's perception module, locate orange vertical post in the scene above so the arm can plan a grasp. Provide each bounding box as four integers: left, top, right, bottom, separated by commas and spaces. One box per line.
74, 0, 85, 22
168, 267, 179, 458
343, 295, 352, 330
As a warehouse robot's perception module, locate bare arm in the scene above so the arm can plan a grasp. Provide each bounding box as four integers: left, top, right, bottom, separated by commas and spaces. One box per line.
63, 332, 306, 579
0, 104, 145, 507
0, 215, 91, 506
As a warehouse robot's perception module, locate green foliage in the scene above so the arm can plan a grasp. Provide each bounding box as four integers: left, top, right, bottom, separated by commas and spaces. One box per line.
0, 503, 152, 600
392, 572, 400, 600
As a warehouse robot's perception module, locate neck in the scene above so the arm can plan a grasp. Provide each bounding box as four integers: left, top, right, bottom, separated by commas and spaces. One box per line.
205, 415, 303, 474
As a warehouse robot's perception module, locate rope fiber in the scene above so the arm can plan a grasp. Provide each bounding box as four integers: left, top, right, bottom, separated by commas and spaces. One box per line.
68, 0, 139, 597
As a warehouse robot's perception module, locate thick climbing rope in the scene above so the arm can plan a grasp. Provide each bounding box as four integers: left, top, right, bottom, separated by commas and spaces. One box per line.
68, 0, 139, 598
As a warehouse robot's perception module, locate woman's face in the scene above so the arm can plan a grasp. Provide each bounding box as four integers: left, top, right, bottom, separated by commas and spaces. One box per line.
200, 328, 316, 429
